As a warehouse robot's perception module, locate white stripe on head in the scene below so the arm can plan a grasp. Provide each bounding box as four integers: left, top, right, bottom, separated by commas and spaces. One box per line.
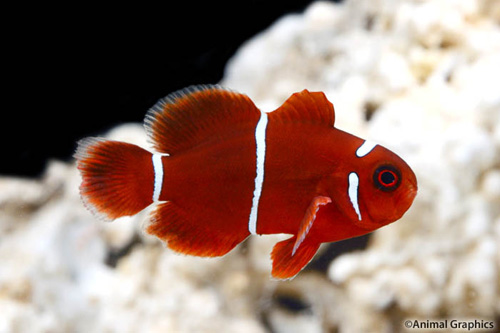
348, 172, 362, 221
152, 154, 165, 202
248, 111, 268, 235
356, 140, 377, 158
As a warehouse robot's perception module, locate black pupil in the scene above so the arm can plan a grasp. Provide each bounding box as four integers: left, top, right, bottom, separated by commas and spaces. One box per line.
373, 165, 401, 192
380, 171, 395, 185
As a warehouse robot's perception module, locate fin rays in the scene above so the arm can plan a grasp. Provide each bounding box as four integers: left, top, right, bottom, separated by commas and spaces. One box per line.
147, 202, 249, 257
271, 236, 320, 280
292, 196, 332, 255
144, 85, 261, 155
270, 90, 335, 127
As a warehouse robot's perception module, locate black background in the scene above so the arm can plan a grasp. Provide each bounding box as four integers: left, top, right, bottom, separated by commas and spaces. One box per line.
3, 1, 318, 177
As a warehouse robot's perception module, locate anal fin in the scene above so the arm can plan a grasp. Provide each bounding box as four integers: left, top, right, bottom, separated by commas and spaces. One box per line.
271, 236, 320, 280
147, 202, 248, 257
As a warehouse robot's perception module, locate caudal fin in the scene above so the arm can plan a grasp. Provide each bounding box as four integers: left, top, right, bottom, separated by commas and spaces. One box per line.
74, 138, 155, 220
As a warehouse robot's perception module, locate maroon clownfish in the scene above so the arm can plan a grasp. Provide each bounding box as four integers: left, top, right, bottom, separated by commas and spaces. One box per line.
75, 85, 417, 280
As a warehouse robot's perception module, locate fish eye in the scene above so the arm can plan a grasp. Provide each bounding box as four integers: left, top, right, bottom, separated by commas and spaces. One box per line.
373, 165, 401, 192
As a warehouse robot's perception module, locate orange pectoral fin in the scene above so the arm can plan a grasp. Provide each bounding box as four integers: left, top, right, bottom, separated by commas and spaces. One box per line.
292, 196, 332, 255
271, 236, 321, 280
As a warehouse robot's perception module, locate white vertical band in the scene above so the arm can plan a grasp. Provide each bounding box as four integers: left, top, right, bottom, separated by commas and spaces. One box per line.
152, 154, 164, 202
348, 172, 362, 221
356, 140, 377, 158
248, 111, 268, 235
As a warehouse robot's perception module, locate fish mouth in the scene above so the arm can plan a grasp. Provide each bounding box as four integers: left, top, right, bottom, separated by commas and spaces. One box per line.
368, 183, 418, 228
406, 181, 418, 203
396, 183, 418, 214
407, 171, 418, 202
351, 179, 418, 230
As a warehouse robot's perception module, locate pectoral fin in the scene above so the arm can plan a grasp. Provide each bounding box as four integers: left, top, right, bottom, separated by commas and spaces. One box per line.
271, 236, 320, 280
292, 196, 332, 255
270, 196, 332, 280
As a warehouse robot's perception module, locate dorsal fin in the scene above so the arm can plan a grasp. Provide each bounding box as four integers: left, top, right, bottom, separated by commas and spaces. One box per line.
269, 90, 335, 127
144, 85, 261, 154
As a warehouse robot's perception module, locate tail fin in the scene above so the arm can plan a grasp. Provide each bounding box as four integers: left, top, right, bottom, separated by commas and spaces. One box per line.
74, 138, 155, 220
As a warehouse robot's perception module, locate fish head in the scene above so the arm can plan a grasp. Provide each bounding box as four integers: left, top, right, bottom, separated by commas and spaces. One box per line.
327, 142, 417, 231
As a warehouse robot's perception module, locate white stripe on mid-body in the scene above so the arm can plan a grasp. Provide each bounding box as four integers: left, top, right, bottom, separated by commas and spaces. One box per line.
356, 140, 377, 158
248, 111, 269, 235
348, 172, 362, 221
152, 154, 165, 202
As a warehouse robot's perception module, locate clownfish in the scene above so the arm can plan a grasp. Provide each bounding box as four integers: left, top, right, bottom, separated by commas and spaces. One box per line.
75, 85, 417, 280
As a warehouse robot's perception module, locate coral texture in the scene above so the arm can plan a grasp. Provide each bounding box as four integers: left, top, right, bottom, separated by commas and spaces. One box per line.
1, 0, 499, 332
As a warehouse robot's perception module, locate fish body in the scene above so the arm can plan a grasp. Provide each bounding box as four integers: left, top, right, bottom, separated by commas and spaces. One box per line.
75, 85, 417, 279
